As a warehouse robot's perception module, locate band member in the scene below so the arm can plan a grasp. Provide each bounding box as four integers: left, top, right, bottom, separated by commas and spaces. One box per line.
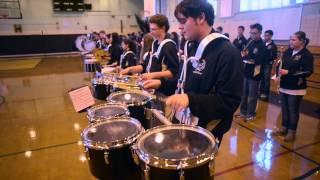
216, 26, 223, 34
233, 26, 247, 52
143, 0, 243, 146
237, 23, 266, 121
171, 32, 180, 49
107, 32, 123, 66
260, 30, 278, 100
97, 30, 107, 49
119, 39, 137, 69
139, 34, 154, 64
104, 34, 112, 51
272, 31, 314, 142
120, 14, 179, 80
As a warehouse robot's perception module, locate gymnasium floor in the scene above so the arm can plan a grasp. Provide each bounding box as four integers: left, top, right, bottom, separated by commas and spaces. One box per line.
0, 55, 319, 179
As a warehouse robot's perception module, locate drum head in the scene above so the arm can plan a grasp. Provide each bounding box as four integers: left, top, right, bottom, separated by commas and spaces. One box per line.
75, 35, 86, 51
135, 125, 217, 169
82, 118, 143, 149
87, 103, 129, 121
111, 75, 141, 90
107, 91, 151, 106
84, 40, 96, 52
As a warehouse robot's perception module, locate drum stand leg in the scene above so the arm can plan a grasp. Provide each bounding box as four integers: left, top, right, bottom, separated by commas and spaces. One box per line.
84, 147, 90, 160
104, 151, 110, 165
143, 164, 150, 180
179, 169, 185, 180
209, 159, 215, 177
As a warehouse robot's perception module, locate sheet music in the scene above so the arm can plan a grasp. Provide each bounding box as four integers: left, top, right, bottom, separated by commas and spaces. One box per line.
68, 86, 95, 112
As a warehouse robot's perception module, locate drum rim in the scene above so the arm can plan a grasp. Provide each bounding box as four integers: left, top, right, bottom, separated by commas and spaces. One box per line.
110, 75, 141, 90
133, 124, 218, 170
86, 103, 130, 123
81, 117, 144, 150
107, 90, 152, 106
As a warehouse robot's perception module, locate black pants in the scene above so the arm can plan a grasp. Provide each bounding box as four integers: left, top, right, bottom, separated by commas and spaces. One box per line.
281, 92, 303, 131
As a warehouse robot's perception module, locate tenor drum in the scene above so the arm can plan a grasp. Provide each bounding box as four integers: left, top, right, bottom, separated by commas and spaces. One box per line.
81, 117, 144, 180
86, 103, 129, 123
132, 124, 218, 180
107, 90, 152, 129
91, 76, 113, 100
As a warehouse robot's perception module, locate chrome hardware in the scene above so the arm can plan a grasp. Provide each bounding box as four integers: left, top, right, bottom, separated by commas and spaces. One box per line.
179, 169, 185, 180
84, 147, 90, 160
104, 151, 109, 165
131, 145, 140, 165
209, 159, 215, 177
144, 164, 150, 180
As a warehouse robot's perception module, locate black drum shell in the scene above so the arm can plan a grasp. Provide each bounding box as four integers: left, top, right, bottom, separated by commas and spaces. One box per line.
138, 160, 214, 180
128, 102, 151, 129
86, 145, 141, 180
92, 83, 111, 100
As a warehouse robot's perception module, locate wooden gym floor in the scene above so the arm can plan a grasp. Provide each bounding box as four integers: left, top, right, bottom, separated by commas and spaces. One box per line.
0, 54, 319, 180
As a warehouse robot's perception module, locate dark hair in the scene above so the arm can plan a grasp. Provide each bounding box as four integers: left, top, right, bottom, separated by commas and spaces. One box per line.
171, 32, 180, 46
111, 32, 121, 46
250, 23, 263, 32
265, 30, 273, 36
174, 0, 215, 26
217, 26, 223, 32
294, 31, 310, 47
123, 38, 137, 53
149, 14, 170, 32
106, 34, 111, 39
223, 33, 229, 38
238, 26, 245, 31
140, 34, 154, 62
99, 30, 105, 34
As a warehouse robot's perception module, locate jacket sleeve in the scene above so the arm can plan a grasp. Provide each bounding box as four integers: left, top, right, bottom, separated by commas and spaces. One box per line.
110, 46, 123, 65
127, 53, 137, 67
271, 44, 278, 62
289, 53, 314, 78
187, 50, 243, 124
158, 63, 183, 96
254, 43, 266, 65
162, 43, 180, 76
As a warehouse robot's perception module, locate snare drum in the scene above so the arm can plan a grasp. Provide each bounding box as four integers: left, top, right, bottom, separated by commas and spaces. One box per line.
132, 124, 218, 180
87, 103, 130, 123
81, 117, 144, 180
107, 90, 152, 129
92, 76, 111, 100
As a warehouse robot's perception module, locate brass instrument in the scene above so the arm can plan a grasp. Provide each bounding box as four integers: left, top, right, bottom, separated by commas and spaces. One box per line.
93, 48, 110, 62
241, 39, 254, 58
272, 47, 285, 93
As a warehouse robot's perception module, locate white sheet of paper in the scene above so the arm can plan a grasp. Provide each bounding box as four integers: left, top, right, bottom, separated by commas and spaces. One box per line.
68, 86, 95, 112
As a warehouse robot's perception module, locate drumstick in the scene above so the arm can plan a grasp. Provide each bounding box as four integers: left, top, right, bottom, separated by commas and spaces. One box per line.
150, 109, 172, 125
